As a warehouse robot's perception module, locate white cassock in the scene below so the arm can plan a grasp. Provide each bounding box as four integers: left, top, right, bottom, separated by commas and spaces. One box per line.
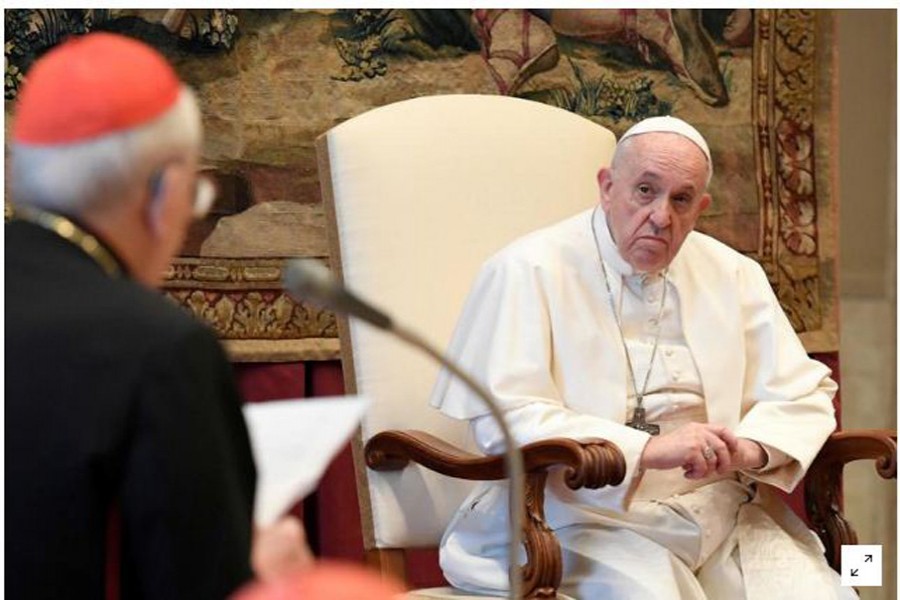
430, 208, 854, 599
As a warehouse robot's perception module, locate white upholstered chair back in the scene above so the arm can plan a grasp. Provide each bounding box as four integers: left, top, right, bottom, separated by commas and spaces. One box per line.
316, 94, 616, 552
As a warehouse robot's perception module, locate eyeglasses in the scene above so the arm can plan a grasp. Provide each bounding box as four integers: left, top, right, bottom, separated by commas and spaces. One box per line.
192, 175, 216, 219
149, 170, 217, 220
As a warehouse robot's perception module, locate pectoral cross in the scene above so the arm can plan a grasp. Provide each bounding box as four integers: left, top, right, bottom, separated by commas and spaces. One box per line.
626, 405, 660, 435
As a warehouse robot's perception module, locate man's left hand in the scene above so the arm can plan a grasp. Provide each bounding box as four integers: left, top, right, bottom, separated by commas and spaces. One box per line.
682, 436, 767, 479
730, 438, 767, 471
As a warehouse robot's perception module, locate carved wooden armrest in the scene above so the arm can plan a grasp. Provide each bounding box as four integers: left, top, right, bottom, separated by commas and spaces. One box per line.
366, 430, 626, 599
804, 428, 897, 570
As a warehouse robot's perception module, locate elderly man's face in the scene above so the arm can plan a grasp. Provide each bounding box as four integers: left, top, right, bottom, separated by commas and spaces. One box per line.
598, 133, 711, 272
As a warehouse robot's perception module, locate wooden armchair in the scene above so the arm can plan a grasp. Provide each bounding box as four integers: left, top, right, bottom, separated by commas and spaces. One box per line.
317, 94, 620, 598
315, 94, 896, 598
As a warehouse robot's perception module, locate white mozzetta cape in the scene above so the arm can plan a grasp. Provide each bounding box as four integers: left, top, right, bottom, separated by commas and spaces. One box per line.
429, 208, 840, 597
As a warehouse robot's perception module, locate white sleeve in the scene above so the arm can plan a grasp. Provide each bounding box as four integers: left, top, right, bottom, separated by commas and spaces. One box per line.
430, 252, 560, 420
734, 259, 837, 491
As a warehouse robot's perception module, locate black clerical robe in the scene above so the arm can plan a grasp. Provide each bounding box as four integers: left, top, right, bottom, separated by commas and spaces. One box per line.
6, 219, 256, 599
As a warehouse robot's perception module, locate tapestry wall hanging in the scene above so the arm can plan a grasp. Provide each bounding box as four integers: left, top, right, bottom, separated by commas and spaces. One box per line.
4, 8, 837, 360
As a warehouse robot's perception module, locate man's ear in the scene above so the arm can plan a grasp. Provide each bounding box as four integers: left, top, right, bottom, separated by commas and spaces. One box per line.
597, 167, 613, 209
698, 192, 712, 213
144, 165, 176, 239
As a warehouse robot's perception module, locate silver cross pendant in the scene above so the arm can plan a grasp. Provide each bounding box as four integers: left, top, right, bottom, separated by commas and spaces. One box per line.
626, 406, 660, 435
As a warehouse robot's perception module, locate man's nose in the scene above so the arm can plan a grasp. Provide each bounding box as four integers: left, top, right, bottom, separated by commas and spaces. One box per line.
649, 200, 672, 229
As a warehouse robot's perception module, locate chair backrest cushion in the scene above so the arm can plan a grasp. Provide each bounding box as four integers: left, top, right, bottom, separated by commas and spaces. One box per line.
318, 94, 616, 548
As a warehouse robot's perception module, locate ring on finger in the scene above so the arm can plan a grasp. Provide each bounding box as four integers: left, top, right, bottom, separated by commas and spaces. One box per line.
702, 445, 716, 460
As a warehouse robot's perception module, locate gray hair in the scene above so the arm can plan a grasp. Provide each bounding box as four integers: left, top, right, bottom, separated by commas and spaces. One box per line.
10, 86, 202, 216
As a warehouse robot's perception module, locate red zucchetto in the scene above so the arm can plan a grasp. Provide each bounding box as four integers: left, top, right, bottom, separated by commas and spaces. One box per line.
12, 32, 180, 145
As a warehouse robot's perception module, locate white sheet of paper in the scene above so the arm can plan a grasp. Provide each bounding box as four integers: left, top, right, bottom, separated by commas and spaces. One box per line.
242, 395, 370, 527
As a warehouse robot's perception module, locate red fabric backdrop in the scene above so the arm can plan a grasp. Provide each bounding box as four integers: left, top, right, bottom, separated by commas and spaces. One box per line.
232, 352, 840, 587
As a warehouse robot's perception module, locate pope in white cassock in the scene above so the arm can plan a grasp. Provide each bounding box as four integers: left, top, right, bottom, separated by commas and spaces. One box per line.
429, 117, 854, 599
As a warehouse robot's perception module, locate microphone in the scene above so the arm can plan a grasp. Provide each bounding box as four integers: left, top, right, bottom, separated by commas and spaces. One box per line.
282, 259, 393, 331
282, 258, 526, 600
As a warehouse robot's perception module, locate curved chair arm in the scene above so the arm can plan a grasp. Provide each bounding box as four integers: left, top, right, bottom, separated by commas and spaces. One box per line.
366, 430, 626, 599
804, 428, 897, 571
366, 430, 626, 487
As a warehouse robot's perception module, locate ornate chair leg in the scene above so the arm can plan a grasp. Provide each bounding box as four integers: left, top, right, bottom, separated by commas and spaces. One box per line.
522, 470, 562, 599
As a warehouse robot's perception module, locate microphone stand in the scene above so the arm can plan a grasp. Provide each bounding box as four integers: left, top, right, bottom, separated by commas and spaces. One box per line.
283, 259, 524, 599
388, 322, 525, 600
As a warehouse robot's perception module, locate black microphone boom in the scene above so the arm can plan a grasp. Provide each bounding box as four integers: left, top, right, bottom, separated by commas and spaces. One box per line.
281, 256, 525, 600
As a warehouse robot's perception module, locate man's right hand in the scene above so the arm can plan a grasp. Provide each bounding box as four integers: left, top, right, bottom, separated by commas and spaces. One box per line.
251, 515, 315, 582
639, 422, 739, 480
